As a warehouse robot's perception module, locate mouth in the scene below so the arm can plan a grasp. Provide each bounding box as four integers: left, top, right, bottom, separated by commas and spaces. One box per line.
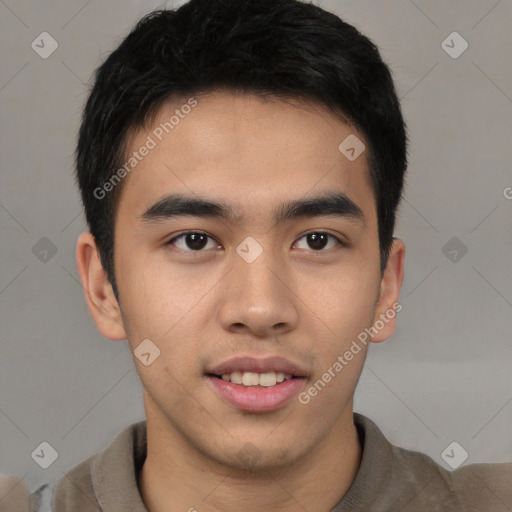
204, 357, 308, 412
207, 371, 299, 388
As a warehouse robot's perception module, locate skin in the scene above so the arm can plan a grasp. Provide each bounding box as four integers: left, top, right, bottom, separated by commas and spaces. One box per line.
76, 90, 405, 512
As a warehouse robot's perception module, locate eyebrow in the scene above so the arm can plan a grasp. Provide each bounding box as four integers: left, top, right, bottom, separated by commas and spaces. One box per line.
138, 192, 366, 228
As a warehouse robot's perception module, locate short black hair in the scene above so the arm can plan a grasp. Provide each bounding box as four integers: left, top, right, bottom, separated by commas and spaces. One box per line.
75, 0, 408, 302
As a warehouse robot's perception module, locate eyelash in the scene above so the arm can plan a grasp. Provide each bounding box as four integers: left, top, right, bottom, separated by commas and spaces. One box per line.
164, 230, 345, 254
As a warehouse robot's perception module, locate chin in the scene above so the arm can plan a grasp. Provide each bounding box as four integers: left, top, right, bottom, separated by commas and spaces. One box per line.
206, 438, 304, 473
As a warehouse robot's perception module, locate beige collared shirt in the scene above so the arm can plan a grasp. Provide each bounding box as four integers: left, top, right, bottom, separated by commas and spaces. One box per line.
44, 413, 512, 511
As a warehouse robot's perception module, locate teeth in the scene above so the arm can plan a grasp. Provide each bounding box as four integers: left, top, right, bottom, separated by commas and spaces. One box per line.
219, 371, 294, 387
259, 372, 277, 387
242, 372, 260, 386
230, 371, 243, 384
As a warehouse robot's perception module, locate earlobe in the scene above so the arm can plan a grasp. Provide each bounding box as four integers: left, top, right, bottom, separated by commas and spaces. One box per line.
75, 231, 127, 341
369, 237, 405, 344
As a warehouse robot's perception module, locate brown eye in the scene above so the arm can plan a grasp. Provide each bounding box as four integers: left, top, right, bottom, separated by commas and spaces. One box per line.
294, 232, 343, 251
166, 231, 218, 252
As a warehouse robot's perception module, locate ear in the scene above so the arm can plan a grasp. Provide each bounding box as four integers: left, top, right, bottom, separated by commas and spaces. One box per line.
369, 237, 405, 343
75, 231, 127, 340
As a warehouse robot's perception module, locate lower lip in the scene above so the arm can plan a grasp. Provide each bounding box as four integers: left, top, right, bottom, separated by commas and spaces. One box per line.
206, 376, 306, 412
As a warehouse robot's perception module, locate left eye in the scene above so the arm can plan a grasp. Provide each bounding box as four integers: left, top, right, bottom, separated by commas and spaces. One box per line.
294, 232, 343, 251
165, 231, 343, 252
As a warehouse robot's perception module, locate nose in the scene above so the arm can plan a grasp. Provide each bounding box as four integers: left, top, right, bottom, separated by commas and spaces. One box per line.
216, 242, 299, 338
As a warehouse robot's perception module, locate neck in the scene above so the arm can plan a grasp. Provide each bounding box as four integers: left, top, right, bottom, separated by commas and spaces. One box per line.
138, 406, 361, 512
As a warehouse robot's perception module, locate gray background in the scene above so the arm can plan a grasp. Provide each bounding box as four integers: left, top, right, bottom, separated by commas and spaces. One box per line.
1, 0, 511, 495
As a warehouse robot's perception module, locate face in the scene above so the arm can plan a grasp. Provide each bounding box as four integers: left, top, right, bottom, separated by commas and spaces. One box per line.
77, 90, 404, 471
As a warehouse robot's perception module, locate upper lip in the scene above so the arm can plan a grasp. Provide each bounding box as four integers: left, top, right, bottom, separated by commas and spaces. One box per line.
207, 356, 308, 378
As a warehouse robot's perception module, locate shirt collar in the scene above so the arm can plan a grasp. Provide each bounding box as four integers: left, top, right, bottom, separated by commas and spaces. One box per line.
89, 413, 393, 512
90, 420, 148, 511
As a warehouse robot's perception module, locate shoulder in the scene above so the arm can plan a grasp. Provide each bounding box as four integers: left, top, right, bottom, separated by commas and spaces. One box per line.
0, 466, 99, 512
449, 460, 512, 509
51, 454, 100, 512
0, 475, 56, 512
352, 414, 512, 511
50, 420, 146, 512
390, 441, 512, 510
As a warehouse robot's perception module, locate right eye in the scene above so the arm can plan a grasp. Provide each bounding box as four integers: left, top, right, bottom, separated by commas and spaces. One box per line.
165, 231, 221, 253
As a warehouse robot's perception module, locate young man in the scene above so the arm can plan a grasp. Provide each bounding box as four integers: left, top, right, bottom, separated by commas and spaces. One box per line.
11, 0, 510, 510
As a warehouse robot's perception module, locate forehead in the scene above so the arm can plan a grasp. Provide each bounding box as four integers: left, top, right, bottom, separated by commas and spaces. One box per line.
115, 91, 376, 228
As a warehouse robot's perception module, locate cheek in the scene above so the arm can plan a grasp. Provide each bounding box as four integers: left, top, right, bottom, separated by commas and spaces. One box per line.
300, 262, 378, 327
300, 284, 373, 411
331, 279, 377, 336
118, 262, 208, 377
117, 252, 190, 335
297, 266, 378, 381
